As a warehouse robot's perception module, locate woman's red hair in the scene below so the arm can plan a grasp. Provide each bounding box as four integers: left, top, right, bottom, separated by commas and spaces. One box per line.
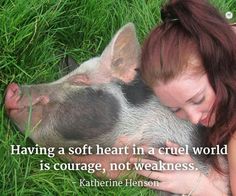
141, 0, 236, 173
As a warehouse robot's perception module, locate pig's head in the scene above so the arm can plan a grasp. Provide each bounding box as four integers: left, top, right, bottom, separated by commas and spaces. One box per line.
4, 23, 141, 148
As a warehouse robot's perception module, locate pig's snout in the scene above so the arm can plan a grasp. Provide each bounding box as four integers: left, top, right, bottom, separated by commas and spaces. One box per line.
5, 83, 21, 113
5, 83, 50, 115
5, 83, 51, 134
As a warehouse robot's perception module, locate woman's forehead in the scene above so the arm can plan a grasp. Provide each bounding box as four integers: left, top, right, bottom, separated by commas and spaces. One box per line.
152, 73, 208, 107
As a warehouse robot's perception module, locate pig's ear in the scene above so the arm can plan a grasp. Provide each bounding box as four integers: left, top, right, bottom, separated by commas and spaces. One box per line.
100, 23, 140, 83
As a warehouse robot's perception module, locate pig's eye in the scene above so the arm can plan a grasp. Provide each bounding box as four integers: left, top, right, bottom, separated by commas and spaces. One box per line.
67, 74, 90, 86
169, 107, 181, 113
69, 81, 89, 86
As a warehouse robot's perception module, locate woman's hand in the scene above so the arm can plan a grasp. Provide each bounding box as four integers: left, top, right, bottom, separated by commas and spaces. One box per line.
68, 153, 131, 179
130, 141, 228, 195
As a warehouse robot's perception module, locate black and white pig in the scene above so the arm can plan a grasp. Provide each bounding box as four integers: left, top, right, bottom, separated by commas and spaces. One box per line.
4, 23, 228, 195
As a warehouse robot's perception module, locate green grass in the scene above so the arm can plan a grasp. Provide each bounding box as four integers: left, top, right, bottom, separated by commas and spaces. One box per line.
0, 0, 235, 195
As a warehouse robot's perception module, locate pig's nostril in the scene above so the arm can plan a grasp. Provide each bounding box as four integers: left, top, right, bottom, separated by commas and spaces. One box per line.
6, 87, 15, 98
5, 83, 20, 110
6, 83, 19, 98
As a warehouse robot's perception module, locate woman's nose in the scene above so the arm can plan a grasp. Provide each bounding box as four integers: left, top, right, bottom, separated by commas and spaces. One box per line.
186, 109, 202, 125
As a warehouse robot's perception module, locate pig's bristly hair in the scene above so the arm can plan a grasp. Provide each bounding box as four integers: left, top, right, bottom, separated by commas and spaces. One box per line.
141, 0, 236, 173
54, 88, 120, 141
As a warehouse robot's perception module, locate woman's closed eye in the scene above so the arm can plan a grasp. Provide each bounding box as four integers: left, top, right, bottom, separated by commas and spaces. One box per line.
193, 96, 205, 105
168, 96, 205, 113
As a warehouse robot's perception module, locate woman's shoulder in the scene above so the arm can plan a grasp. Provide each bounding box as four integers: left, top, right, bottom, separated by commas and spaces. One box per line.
231, 23, 236, 33
228, 131, 236, 149
228, 131, 236, 194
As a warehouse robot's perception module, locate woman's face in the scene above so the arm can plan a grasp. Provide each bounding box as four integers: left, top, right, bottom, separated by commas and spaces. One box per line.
153, 73, 216, 127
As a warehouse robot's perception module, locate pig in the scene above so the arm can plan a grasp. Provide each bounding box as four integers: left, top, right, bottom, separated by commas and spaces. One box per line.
4, 23, 229, 195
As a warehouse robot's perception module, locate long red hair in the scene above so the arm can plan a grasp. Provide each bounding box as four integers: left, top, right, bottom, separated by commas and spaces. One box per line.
141, 0, 236, 172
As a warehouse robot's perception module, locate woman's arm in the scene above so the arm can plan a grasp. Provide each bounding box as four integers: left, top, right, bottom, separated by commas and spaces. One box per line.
130, 141, 229, 195
231, 24, 236, 34
228, 132, 236, 195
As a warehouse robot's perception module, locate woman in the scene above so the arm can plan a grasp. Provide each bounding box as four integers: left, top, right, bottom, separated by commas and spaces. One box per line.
135, 0, 236, 195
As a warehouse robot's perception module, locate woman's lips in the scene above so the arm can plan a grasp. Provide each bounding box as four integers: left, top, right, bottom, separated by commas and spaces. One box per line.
200, 114, 210, 126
